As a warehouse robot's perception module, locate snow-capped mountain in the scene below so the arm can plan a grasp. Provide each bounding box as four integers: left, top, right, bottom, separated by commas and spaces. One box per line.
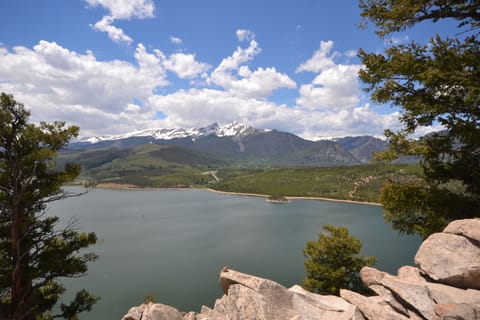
69, 122, 390, 166
77, 122, 266, 144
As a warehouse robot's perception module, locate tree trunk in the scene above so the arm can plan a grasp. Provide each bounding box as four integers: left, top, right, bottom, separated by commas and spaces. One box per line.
10, 200, 33, 320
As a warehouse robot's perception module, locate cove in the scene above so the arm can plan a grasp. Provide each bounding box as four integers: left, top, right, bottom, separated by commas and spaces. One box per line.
51, 188, 421, 320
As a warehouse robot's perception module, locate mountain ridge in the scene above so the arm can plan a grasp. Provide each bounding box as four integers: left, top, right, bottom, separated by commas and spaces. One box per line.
69, 122, 389, 167
76, 122, 268, 144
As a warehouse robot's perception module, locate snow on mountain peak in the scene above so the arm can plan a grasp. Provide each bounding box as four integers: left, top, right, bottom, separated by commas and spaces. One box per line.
77, 122, 259, 144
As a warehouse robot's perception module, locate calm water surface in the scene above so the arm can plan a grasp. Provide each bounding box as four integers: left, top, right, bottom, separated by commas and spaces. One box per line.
50, 188, 421, 320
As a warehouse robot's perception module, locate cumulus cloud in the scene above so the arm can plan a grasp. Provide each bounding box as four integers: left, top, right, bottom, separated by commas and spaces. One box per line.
162, 53, 211, 79
147, 88, 401, 139
209, 40, 296, 99
296, 40, 336, 73
92, 15, 133, 44
297, 64, 361, 110
296, 40, 362, 112
148, 88, 296, 129
86, 0, 155, 44
0, 41, 166, 135
290, 40, 404, 138
85, 0, 155, 19
0, 33, 403, 139
236, 29, 255, 42
170, 36, 182, 45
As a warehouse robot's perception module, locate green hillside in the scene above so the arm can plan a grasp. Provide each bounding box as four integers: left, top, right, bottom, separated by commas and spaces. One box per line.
61, 143, 421, 203
212, 165, 421, 203
61, 143, 226, 188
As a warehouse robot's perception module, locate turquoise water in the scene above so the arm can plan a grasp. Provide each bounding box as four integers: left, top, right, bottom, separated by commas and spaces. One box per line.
50, 188, 421, 319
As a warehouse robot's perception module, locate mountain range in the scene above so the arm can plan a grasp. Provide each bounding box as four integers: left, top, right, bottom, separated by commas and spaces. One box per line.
69, 122, 388, 167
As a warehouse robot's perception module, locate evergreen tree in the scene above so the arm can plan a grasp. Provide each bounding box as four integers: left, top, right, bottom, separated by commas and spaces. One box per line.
303, 225, 376, 295
0, 93, 98, 319
358, 0, 480, 238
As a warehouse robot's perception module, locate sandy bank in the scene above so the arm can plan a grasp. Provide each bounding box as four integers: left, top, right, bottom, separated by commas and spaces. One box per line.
95, 183, 141, 189
90, 183, 380, 206
206, 188, 381, 206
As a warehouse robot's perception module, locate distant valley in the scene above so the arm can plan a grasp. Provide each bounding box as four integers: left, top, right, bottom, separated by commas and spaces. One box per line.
62, 122, 420, 203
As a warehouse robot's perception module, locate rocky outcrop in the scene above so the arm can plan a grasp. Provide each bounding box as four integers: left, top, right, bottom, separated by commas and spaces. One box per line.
121, 219, 480, 320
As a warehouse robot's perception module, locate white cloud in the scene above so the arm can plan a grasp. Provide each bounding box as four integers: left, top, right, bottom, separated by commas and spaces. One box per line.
298, 105, 402, 140
215, 40, 261, 71
86, 0, 155, 44
344, 50, 357, 58
385, 35, 409, 45
209, 40, 295, 99
297, 64, 361, 110
236, 29, 255, 42
290, 40, 403, 138
85, 0, 155, 19
148, 88, 401, 139
148, 88, 295, 129
0, 41, 166, 136
296, 40, 336, 73
296, 40, 363, 112
91, 15, 133, 44
170, 36, 182, 45
162, 53, 211, 79
226, 66, 296, 99
0, 34, 403, 139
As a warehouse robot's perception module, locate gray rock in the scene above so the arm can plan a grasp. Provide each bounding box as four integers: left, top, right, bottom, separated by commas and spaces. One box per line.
182, 311, 197, 320
396, 266, 427, 283
434, 303, 480, 320
142, 303, 183, 320
360, 266, 480, 320
122, 304, 145, 320
361, 266, 436, 319
415, 232, 480, 289
122, 303, 183, 320
340, 289, 409, 320
443, 218, 480, 243
198, 305, 214, 319
216, 269, 361, 320
288, 285, 354, 312
368, 284, 410, 317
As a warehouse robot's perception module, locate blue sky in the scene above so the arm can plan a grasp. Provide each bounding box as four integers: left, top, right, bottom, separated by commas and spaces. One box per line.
0, 0, 449, 139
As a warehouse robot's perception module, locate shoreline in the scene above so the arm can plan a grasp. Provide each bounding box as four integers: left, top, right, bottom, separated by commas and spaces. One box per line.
206, 188, 382, 206
86, 183, 381, 206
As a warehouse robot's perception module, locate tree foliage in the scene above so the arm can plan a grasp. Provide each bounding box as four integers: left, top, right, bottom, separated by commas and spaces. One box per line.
0, 93, 98, 319
303, 225, 376, 295
358, 0, 480, 238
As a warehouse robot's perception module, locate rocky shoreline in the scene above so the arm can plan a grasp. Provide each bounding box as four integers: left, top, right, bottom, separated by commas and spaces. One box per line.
122, 218, 480, 320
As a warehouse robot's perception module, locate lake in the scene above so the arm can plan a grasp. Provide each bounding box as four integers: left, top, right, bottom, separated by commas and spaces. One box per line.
50, 188, 421, 320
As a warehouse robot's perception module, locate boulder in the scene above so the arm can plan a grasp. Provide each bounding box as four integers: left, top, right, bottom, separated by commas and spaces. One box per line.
443, 218, 480, 242
360, 266, 480, 319
415, 232, 480, 289
215, 269, 361, 320
434, 303, 480, 320
396, 266, 427, 283
288, 285, 355, 312
122, 304, 145, 320
121, 303, 183, 320
340, 289, 409, 320
360, 266, 436, 319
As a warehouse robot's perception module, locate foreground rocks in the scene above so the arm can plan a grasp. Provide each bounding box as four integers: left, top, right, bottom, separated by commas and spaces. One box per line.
122, 219, 480, 320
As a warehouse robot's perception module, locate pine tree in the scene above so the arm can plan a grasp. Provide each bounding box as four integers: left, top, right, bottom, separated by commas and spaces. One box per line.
0, 93, 98, 319
358, 0, 480, 238
303, 225, 376, 295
